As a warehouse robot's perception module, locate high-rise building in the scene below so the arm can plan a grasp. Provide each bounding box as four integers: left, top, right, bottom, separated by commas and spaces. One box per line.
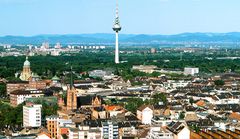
112, 0, 121, 64
23, 104, 42, 128
20, 56, 32, 81
46, 116, 59, 138
46, 116, 73, 139
102, 121, 119, 139
66, 67, 77, 110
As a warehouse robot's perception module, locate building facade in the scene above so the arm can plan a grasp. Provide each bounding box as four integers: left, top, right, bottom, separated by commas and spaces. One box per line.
10, 90, 44, 106
7, 81, 29, 95
184, 67, 199, 76
23, 104, 42, 128
132, 65, 158, 74
137, 105, 154, 125
46, 116, 59, 138
102, 121, 118, 139
7, 80, 46, 95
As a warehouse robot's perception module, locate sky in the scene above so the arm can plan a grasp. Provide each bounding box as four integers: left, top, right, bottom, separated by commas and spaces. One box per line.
0, 0, 240, 36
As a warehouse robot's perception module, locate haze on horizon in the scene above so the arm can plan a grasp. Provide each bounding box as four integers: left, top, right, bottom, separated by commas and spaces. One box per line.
0, 0, 240, 36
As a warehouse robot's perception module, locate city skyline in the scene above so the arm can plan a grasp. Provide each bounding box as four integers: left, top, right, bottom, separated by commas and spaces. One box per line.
1, 0, 240, 36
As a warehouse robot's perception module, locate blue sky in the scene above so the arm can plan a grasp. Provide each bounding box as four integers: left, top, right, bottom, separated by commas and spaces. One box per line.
0, 0, 240, 36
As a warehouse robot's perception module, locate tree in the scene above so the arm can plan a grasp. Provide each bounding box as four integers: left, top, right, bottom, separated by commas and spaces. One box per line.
189, 97, 194, 105
191, 124, 200, 133
214, 80, 225, 86
0, 83, 6, 97
125, 98, 144, 113
0, 101, 23, 129
151, 71, 160, 77
179, 112, 185, 120
151, 93, 168, 105
42, 102, 59, 119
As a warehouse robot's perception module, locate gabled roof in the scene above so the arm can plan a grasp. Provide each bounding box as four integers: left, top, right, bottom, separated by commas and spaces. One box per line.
185, 112, 199, 122
105, 105, 121, 111
196, 100, 206, 107
167, 121, 186, 135
229, 112, 240, 121
137, 105, 154, 111
77, 95, 102, 107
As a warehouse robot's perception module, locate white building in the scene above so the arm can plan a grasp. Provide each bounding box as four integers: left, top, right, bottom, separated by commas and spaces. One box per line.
68, 126, 102, 139
10, 90, 44, 106
23, 104, 42, 128
137, 105, 154, 125
165, 80, 190, 90
102, 121, 118, 139
88, 70, 112, 79
167, 122, 190, 139
132, 65, 158, 73
147, 126, 173, 139
184, 67, 199, 76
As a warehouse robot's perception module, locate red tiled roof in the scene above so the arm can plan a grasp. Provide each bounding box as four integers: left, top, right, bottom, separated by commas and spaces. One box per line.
229, 112, 240, 121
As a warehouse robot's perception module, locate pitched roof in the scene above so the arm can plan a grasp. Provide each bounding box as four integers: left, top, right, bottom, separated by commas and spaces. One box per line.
185, 113, 199, 122
167, 122, 186, 135
196, 100, 206, 107
137, 105, 154, 111
138, 129, 150, 138
10, 89, 44, 95
105, 105, 121, 111
229, 112, 240, 121
77, 95, 102, 107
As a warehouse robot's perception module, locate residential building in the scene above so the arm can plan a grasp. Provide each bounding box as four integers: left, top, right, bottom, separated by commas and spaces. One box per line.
7, 81, 29, 95
147, 126, 173, 139
46, 116, 59, 138
23, 104, 42, 128
184, 67, 199, 76
132, 65, 158, 73
167, 122, 190, 139
88, 70, 112, 79
102, 121, 118, 139
137, 105, 154, 125
7, 80, 46, 95
10, 90, 44, 106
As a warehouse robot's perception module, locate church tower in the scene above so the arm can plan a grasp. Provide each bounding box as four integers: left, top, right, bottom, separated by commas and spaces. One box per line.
66, 67, 77, 111
20, 56, 32, 81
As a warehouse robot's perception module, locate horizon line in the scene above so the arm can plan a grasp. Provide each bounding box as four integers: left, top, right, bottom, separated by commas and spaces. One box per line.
1, 31, 240, 37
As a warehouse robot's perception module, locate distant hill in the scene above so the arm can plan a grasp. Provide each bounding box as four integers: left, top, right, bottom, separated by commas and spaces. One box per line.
1, 32, 240, 44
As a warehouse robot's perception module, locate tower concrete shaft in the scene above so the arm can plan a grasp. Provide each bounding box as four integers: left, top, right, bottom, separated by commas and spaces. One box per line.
115, 32, 119, 64
113, 0, 121, 64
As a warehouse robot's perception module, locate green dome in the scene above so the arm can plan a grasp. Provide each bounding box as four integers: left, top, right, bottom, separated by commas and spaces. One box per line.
24, 56, 30, 67
52, 75, 60, 81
